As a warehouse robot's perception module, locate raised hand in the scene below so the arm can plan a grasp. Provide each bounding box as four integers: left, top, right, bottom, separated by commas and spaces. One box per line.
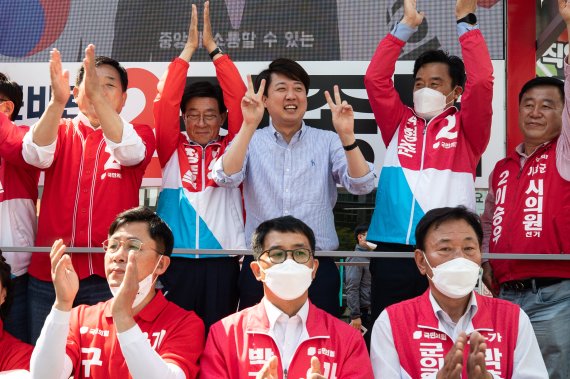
325, 85, 355, 143
467, 332, 493, 379
241, 75, 266, 128
559, 0, 570, 25
436, 332, 465, 379
110, 251, 141, 332
203, 1, 217, 53
49, 49, 70, 106
181, 3, 199, 61
83, 44, 102, 103
402, 0, 424, 28
50, 239, 78, 311
456, 0, 477, 20
256, 356, 279, 379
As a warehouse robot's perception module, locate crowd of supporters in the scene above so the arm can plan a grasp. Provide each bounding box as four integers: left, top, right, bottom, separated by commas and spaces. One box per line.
0, 0, 569, 377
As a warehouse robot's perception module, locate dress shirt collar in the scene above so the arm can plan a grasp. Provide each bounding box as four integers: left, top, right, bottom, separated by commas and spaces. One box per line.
268, 121, 307, 145
263, 297, 309, 335
514, 140, 553, 159
429, 290, 478, 340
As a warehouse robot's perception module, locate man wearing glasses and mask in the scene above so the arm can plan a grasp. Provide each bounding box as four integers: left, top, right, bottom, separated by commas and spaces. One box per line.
200, 216, 373, 379
30, 207, 205, 379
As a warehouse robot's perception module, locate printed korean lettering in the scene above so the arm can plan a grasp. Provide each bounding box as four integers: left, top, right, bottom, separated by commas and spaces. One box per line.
485, 347, 504, 378
419, 342, 445, 377
523, 179, 544, 237
227, 31, 240, 48
173, 32, 188, 49
263, 32, 278, 47
242, 32, 256, 48
159, 32, 173, 49
492, 170, 509, 243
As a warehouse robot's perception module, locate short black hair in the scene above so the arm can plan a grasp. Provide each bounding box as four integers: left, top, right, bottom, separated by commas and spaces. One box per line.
180, 81, 226, 115
108, 206, 174, 257
252, 216, 316, 260
415, 206, 483, 251
254, 58, 310, 96
518, 77, 564, 104
0, 250, 13, 321
0, 73, 23, 121
413, 50, 466, 89
354, 224, 369, 242
75, 56, 128, 92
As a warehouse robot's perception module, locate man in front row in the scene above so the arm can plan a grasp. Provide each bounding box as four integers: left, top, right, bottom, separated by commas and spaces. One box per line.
30, 207, 205, 379
370, 207, 547, 378
200, 216, 373, 379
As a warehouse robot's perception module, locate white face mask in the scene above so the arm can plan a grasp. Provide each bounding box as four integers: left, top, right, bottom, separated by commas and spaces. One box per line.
423, 253, 480, 299
259, 259, 314, 301
109, 256, 163, 308
365, 241, 377, 250
413, 87, 456, 120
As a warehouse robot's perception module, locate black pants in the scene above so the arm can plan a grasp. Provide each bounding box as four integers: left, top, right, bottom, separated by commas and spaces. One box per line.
160, 257, 240, 331
369, 242, 429, 324
238, 256, 340, 317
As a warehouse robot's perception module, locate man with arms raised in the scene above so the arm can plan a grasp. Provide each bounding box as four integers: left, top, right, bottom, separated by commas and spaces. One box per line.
22, 46, 155, 343
154, 2, 246, 329
214, 59, 375, 316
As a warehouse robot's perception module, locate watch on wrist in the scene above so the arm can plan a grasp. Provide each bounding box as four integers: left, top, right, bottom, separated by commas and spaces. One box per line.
208, 46, 223, 60
456, 13, 477, 25
343, 141, 359, 151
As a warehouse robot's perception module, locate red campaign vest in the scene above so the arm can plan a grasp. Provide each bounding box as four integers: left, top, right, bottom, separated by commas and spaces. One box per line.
488, 139, 570, 283
387, 291, 518, 379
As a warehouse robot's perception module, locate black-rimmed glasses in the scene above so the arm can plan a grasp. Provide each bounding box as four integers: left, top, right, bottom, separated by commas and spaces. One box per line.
259, 248, 313, 264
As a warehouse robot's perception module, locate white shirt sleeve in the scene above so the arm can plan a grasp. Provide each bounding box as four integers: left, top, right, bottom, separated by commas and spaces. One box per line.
117, 324, 186, 379
22, 127, 57, 169
30, 308, 74, 379
104, 120, 146, 167
512, 310, 549, 379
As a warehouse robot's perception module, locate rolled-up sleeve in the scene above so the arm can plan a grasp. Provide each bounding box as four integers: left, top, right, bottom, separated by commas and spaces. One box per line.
104, 119, 146, 167
22, 127, 57, 169
212, 152, 247, 188
330, 137, 376, 194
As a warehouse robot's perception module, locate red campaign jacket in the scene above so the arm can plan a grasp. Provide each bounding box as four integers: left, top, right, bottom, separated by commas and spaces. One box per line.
200, 300, 373, 379
29, 119, 155, 281
0, 113, 39, 203
387, 291, 519, 379
0, 113, 40, 275
66, 291, 204, 379
363, 30, 493, 245
488, 138, 570, 283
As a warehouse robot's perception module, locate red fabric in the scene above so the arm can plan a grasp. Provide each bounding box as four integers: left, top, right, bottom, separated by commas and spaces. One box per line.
0, 319, 33, 371
65, 291, 204, 379
200, 300, 372, 379
29, 119, 155, 281
488, 139, 570, 282
387, 291, 518, 379
0, 113, 39, 203
364, 30, 493, 174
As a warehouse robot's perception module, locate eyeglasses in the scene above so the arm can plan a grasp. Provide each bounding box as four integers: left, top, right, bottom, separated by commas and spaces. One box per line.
259, 248, 313, 264
184, 113, 219, 123
102, 238, 161, 255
